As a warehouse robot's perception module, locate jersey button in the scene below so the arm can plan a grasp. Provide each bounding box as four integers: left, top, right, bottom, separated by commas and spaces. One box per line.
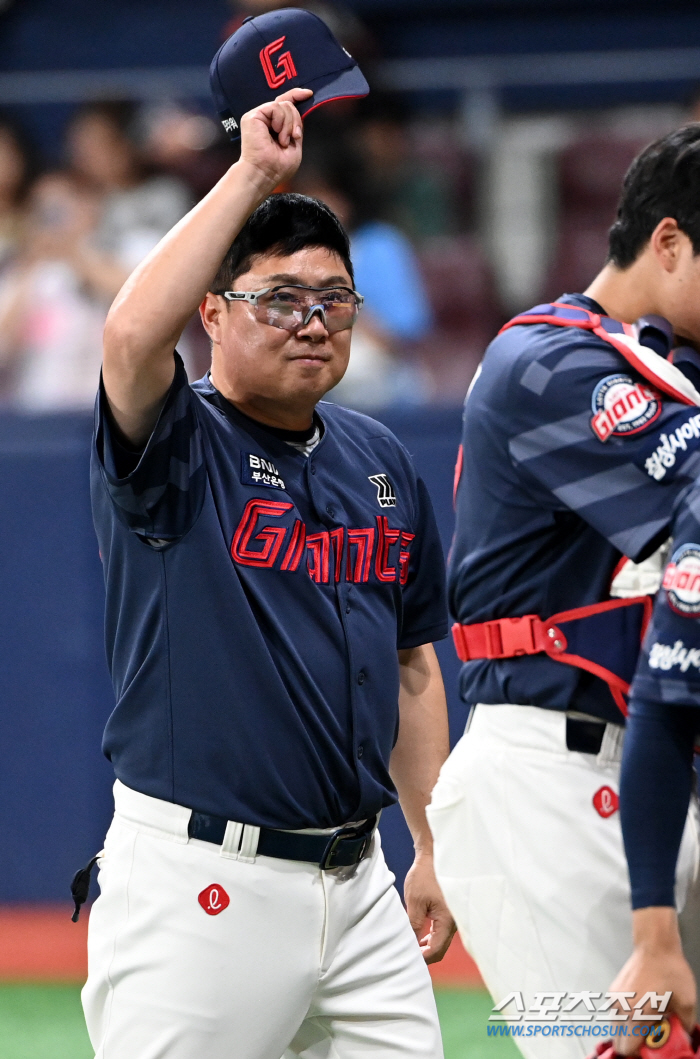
357, 744, 364, 759
310, 464, 316, 475
326, 504, 335, 518
357, 670, 365, 685
346, 604, 351, 614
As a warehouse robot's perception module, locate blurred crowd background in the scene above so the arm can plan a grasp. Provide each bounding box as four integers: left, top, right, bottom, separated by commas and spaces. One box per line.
1, 0, 699, 416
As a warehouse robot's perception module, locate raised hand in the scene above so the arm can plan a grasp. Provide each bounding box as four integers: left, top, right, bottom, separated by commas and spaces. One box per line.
239, 87, 313, 193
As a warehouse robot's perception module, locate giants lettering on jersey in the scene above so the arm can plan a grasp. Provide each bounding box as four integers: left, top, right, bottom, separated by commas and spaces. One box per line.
662, 544, 700, 616
590, 374, 661, 442
230, 498, 415, 584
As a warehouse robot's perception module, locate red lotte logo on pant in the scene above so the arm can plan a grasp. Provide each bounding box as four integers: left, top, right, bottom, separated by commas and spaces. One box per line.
593, 786, 619, 818
198, 884, 230, 916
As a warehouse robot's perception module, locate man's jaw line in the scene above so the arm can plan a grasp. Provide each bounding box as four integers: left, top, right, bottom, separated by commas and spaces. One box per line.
210, 351, 340, 431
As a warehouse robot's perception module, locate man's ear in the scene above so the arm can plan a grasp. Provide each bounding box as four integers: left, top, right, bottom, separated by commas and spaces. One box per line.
650, 217, 686, 273
200, 292, 224, 344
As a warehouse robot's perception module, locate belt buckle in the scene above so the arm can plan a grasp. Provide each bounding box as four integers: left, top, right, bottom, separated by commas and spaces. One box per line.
319, 826, 372, 871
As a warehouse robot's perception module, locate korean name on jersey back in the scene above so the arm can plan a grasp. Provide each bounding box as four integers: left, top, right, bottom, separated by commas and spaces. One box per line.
662, 543, 700, 616
648, 640, 700, 672
643, 412, 700, 480
231, 498, 414, 585
590, 374, 661, 442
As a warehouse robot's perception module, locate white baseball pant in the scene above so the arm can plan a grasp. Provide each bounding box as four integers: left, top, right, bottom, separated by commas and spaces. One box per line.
82, 781, 443, 1059
427, 703, 700, 1059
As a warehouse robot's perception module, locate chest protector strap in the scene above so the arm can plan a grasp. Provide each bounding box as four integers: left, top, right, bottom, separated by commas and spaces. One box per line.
453, 302, 700, 717
452, 597, 652, 717
500, 301, 700, 406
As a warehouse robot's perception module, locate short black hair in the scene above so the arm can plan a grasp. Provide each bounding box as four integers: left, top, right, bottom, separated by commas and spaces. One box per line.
211, 192, 354, 291
609, 124, 700, 268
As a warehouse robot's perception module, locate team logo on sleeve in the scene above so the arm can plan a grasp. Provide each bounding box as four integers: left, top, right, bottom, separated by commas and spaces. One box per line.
241, 453, 286, 490
662, 544, 700, 615
590, 374, 661, 442
368, 474, 396, 508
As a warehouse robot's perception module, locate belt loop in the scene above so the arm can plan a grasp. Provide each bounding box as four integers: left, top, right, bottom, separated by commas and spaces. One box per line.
596, 723, 624, 768
220, 820, 243, 860
238, 824, 260, 863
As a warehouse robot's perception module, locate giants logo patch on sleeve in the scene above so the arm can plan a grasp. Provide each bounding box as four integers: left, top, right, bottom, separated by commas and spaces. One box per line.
590, 374, 661, 442
662, 544, 700, 615
241, 453, 286, 491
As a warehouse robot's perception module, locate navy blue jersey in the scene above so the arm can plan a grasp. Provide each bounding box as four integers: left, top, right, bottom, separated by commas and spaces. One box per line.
91, 354, 447, 828
623, 486, 700, 909
631, 481, 700, 708
450, 294, 700, 722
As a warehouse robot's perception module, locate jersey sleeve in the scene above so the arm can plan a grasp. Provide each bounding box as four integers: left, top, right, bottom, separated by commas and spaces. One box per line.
620, 697, 697, 909
630, 482, 700, 706
507, 339, 700, 562
397, 474, 449, 649
93, 351, 206, 544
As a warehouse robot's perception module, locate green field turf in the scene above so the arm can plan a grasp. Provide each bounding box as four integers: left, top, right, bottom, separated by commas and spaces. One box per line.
0, 984, 520, 1059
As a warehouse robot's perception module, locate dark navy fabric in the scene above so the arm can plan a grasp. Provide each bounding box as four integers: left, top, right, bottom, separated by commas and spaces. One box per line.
449, 293, 700, 723
623, 480, 700, 908
631, 480, 700, 708
91, 354, 448, 828
620, 699, 697, 909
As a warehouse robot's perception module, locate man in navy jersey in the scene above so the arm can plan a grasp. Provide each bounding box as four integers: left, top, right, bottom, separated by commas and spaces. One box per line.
428, 125, 700, 1059
81, 86, 454, 1059
607, 482, 700, 1051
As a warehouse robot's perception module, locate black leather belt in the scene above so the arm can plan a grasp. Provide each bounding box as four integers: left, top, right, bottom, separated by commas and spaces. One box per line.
566, 716, 607, 755
188, 812, 377, 870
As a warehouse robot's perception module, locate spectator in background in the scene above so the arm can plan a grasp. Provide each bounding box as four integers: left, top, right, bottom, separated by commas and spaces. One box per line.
140, 104, 235, 201
0, 172, 110, 409
0, 113, 38, 270
294, 158, 433, 408
353, 93, 456, 243
0, 102, 193, 409
66, 101, 192, 274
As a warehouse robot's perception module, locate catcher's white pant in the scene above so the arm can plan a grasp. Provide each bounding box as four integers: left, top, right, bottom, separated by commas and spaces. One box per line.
82, 781, 443, 1059
427, 703, 700, 1059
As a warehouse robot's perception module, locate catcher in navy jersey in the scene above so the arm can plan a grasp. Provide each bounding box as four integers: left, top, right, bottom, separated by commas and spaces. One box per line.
428, 125, 700, 1059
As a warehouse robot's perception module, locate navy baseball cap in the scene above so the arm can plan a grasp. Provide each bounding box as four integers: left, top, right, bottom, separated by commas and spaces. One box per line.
210, 7, 369, 142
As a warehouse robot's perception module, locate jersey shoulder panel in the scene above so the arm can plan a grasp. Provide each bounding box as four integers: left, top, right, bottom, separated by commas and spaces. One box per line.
487, 320, 629, 410
318, 402, 421, 489
94, 352, 206, 544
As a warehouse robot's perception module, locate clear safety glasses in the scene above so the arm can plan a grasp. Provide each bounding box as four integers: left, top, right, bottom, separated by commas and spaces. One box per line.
215, 284, 364, 334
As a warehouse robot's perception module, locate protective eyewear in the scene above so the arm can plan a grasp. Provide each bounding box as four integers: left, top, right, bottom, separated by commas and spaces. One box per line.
215, 284, 364, 334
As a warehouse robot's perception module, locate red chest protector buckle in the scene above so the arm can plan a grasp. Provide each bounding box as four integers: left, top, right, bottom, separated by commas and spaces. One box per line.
452, 595, 653, 718
452, 614, 552, 661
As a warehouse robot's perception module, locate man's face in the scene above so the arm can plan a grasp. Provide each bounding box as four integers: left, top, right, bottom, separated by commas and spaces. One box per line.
205, 246, 353, 409
663, 235, 700, 346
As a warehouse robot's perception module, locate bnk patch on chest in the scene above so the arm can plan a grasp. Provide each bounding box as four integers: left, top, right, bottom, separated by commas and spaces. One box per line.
241, 453, 286, 491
